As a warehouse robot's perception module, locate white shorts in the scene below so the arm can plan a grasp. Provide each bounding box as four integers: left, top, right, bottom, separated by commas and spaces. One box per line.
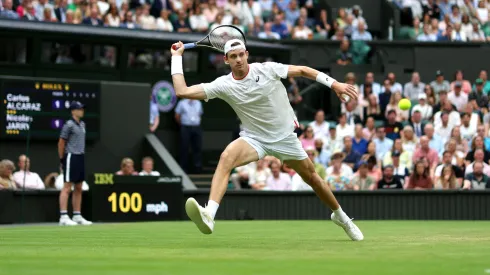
241, 133, 308, 161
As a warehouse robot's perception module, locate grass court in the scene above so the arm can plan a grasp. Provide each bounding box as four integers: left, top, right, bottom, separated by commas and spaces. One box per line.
1, 221, 489, 275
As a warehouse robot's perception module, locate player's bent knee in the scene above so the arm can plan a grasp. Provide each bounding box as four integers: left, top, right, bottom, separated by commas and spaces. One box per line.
218, 150, 237, 170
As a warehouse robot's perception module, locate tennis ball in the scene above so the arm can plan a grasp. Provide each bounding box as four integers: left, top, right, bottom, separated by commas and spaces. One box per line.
398, 98, 411, 111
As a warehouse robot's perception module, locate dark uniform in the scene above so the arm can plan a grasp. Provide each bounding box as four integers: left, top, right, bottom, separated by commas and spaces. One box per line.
60, 103, 86, 183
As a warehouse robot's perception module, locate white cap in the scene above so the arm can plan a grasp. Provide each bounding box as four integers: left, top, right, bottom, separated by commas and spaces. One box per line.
224, 39, 246, 55
418, 93, 427, 100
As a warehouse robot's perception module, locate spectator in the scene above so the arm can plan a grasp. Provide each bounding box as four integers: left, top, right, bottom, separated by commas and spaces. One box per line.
413, 136, 440, 173
360, 72, 382, 97
401, 125, 418, 152
430, 18, 440, 36
385, 72, 403, 94
231, 16, 245, 33
363, 116, 376, 140
309, 110, 329, 142
461, 14, 473, 37
404, 72, 426, 100
82, 4, 103, 26
0, 160, 16, 190
434, 100, 461, 129
365, 155, 382, 184
391, 150, 410, 186
473, 70, 490, 95
460, 113, 476, 142
383, 138, 413, 169
225, 0, 241, 19
271, 13, 289, 38
336, 113, 354, 141
292, 17, 312, 39
300, 125, 315, 149
452, 22, 467, 41
325, 125, 343, 155
23, 3, 38, 20
460, 0, 477, 18
464, 149, 490, 175
406, 160, 433, 189
351, 5, 368, 29
250, 16, 264, 37
326, 152, 353, 179
258, 21, 281, 39
331, 27, 348, 41
469, 78, 489, 110
437, 24, 454, 41
363, 140, 379, 164
286, 77, 302, 107
417, 23, 437, 41
284, 0, 299, 27
203, 0, 219, 23
351, 161, 375, 190
422, 0, 441, 19
448, 82, 468, 112
116, 158, 138, 175
175, 98, 203, 173
259, 0, 273, 19
104, 3, 120, 27
475, 0, 488, 24
434, 150, 464, 186
468, 20, 487, 41
449, 4, 462, 24
439, 0, 452, 19
121, 11, 139, 29
364, 94, 382, 121
336, 7, 347, 29
373, 126, 394, 160
450, 126, 469, 155
335, 39, 353, 66
424, 84, 437, 106
352, 124, 368, 155
43, 7, 57, 22
65, 9, 76, 24
351, 20, 372, 41
473, 125, 490, 151
466, 135, 490, 164
249, 159, 271, 190
314, 139, 330, 168
34, 0, 55, 21
156, 9, 174, 32
385, 110, 404, 140
425, 123, 445, 155
266, 161, 291, 191
343, 13, 355, 38
435, 112, 454, 143
315, 9, 331, 38
463, 161, 490, 189
12, 155, 44, 190
344, 100, 362, 126
119, 1, 129, 19
434, 164, 458, 189
342, 136, 361, 169
379, 79, 393, 115
139, 157, 160, 176
385, 92, 408, 122
242, 0, 261, 27
377, 165, 403, 189
0, 0, 19, 19
173, 9, 192, 32
410, 110, 425, 137
230, 162, 255, 189
430, 70, 451, 100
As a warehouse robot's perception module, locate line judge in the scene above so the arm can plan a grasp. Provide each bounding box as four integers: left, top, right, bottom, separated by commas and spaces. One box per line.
58, 101, 92, 226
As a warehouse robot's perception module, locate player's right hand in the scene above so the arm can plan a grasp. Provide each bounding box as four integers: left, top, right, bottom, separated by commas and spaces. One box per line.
171, 41, 185, 56
332, 82, 358, 103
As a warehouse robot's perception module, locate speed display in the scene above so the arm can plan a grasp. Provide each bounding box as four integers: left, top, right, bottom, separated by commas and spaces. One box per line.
0, 77, 100, 140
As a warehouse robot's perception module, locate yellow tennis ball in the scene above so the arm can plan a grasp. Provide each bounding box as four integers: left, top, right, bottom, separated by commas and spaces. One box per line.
398, 98, 411, 111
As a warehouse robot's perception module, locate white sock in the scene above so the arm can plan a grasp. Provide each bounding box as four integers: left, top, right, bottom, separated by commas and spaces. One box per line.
332, 206, 350, 223
206, 200, 219, 220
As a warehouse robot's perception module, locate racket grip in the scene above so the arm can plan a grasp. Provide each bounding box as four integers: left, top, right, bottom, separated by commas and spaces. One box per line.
183, 43, 196, 49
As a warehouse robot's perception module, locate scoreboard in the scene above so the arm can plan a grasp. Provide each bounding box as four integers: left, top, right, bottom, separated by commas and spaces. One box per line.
0, 77, 100, 140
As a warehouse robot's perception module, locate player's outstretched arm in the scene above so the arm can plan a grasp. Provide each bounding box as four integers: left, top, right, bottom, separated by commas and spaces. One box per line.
170, 42, 207, 100
287, 65, 358, 103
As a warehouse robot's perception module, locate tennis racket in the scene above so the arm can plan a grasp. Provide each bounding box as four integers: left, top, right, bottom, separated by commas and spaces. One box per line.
172, 25, 246, 53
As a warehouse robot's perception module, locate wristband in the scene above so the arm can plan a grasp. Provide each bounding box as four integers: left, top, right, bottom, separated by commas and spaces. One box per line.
171, 56, 183, 75
316, 72, 336, 88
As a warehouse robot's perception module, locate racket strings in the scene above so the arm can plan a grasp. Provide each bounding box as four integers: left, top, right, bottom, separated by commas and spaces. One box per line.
208, 26, 246, 52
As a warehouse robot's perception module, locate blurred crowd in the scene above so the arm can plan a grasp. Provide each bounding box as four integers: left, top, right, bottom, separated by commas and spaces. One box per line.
0, 155, 161, 190
394, 0, 490, 41
0, 0, 374, 41
231, 68, 490, 191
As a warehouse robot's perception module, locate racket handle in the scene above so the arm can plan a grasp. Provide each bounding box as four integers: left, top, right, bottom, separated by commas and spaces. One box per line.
172, 43, 197, 50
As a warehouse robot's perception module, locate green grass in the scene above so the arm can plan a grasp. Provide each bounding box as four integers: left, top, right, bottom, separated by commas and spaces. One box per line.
1, 221, 489, 275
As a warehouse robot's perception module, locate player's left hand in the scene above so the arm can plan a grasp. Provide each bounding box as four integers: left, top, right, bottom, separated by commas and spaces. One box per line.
332, 82, 358, 103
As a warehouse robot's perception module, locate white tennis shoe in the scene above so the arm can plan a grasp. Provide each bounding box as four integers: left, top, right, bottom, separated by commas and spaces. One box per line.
59, 216, 77, 226
185, 197, 214, 234
331, 213, 364, 241
72, 215, 93, 225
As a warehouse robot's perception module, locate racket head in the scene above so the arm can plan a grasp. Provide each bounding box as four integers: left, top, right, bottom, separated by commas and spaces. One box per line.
204, 25, 247, 53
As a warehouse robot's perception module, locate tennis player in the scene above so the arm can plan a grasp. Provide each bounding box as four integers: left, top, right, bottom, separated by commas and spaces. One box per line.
171, 40, 363, 241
